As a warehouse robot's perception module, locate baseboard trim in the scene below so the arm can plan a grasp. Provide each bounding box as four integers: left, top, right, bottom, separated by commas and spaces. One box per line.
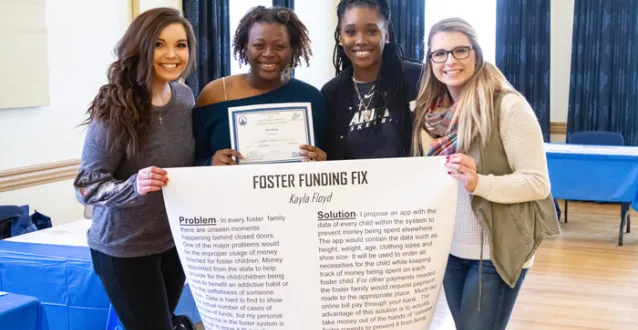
551, 122, 567, 135
0, 159, 80, 192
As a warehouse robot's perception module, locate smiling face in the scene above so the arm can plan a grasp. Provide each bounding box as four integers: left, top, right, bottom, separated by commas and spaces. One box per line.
152, 23, 190, 84
339, 6, 389, 73
429, 31, 476, 93
246, 22, 292, 81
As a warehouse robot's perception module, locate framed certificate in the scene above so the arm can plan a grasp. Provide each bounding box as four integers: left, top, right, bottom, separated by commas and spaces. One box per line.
228, 102, 315, 164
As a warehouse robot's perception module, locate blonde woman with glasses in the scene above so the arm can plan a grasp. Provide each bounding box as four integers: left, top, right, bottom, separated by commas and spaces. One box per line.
412, 18, 559, 329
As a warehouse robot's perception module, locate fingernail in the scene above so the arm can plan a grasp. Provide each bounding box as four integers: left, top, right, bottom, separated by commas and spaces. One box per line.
447, 172, 452, 175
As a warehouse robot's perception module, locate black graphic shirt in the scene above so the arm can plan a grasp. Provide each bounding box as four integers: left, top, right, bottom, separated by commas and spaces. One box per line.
344, 81, 404, 159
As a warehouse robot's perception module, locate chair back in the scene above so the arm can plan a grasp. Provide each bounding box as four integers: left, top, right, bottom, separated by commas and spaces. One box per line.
567, 131, 624, 146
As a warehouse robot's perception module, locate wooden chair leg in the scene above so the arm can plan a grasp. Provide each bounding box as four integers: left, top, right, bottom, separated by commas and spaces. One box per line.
621, 203, 631, 234
619, 203, 628, 246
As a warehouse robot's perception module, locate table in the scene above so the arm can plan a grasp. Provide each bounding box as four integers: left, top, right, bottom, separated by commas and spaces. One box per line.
0, 220, 200, 330
0, 292, 49, 330
545, 143, 638, 245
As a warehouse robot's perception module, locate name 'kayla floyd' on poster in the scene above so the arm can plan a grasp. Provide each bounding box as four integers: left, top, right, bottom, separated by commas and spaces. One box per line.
289, 192, 334, 205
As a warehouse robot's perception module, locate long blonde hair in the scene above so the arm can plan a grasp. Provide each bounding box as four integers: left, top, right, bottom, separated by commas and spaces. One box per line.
412, 17, 518, 156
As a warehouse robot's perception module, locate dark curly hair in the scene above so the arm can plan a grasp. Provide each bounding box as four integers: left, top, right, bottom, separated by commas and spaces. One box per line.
233, 6, 312, 69
83, 7, 196, 156
332, 0, 406, 121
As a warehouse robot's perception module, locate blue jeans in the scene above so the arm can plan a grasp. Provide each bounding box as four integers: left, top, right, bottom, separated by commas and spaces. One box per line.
443, 254, 528, 330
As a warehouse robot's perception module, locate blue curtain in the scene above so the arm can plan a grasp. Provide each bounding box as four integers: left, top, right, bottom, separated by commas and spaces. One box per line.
272, 0, 294, 8
567, 0, 638, 146
183, 0, 231, 97
389, 0, 425, 62
495, 0, 551, 141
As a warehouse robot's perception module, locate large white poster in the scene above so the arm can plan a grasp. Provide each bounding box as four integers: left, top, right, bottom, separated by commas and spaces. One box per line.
162, 157, 458, 330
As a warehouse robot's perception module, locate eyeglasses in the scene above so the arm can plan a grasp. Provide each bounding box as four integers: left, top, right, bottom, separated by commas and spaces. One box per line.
429, 46, 473, 63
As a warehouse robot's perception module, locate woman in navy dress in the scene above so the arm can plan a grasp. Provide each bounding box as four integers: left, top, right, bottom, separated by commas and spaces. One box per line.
193, 6, 326, 165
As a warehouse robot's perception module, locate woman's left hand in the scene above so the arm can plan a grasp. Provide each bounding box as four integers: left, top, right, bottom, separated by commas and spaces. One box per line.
445, 153, 478, 192
299, 144, 327, 162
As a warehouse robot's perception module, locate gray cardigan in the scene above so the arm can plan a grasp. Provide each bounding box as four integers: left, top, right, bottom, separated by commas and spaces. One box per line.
74, 82, 195, 258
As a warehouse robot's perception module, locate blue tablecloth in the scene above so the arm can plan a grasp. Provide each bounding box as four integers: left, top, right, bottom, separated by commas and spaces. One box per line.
0, 240, 200, 330
0, 292, 49, 330
546, 145, 638, 209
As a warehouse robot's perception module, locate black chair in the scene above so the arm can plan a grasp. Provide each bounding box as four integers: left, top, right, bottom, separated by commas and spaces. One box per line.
0, 206, 22, 239
564, 131, 631, 244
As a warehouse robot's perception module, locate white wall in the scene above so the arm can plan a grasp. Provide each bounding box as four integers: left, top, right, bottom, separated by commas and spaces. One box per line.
0, 1, 130, 171
424, 0, 497, 64
293, 0, 340, 89
550, 0, 575, 124
0, 1, 50, 109
138, 0, 182, 13
0, 180, 86, 224
0, 0, 131, 225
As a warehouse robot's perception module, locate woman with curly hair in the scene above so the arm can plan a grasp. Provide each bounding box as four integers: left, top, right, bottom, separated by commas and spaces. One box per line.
193, 6, 327, 165
73, 7, 197, 330
321, 0, 423, 160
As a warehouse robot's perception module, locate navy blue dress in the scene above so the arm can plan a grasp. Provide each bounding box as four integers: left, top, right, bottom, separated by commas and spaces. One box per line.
193, 78, 326, 165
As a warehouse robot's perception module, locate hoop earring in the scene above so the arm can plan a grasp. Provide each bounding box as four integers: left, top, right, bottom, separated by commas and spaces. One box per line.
282, 64, 292, 80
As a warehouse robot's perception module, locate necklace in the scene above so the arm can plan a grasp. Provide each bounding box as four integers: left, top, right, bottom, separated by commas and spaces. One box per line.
152, 89, 170, 125
152, 108, 164, 125
352, 75, 375, 113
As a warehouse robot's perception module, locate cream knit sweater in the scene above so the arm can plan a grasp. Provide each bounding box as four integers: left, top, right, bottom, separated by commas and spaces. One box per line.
421, 93, 551, 268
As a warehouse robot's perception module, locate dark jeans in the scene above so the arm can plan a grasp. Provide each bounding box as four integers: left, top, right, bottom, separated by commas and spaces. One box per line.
91, 247, 185, 330
443, 254, 528, 330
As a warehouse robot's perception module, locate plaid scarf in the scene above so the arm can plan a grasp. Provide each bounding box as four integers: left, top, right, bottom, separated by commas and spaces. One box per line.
424, 94, 458, 156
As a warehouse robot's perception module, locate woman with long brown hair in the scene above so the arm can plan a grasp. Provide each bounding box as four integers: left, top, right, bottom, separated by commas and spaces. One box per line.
413, 18, 559, 329
73, 8, 197, 329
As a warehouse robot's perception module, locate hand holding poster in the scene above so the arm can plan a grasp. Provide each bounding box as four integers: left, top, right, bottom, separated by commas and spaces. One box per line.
162, 157, 458, 330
